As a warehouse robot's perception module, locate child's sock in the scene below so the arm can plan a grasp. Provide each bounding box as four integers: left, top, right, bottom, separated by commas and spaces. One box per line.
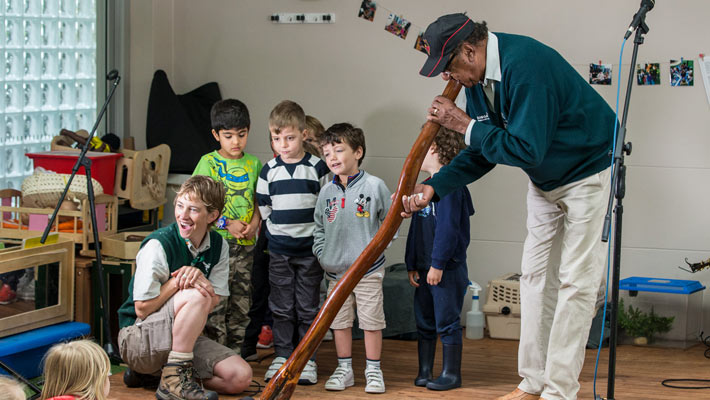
365, 358, 381, 370
167, 351, 193, 364
338, 357, 353, 368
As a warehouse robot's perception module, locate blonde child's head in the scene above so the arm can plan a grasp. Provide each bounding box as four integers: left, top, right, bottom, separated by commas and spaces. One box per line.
0, 375, 26, 400
304, 115, 325, 157
40, 339, 111, 400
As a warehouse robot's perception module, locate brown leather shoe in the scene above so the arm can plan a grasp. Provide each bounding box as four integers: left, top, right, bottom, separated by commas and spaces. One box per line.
155, 361, 218, 400
495, 388, 541, 400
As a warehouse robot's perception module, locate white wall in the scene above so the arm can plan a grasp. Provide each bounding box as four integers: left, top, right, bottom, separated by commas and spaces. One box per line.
125, 0, 710, 333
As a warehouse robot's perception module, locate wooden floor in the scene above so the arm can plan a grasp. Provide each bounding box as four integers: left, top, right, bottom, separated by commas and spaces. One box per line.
108, 338, 710, 399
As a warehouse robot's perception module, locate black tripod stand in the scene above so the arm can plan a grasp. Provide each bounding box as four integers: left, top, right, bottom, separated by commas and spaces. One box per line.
40, 69, 122, 362
599, 3, 653, 398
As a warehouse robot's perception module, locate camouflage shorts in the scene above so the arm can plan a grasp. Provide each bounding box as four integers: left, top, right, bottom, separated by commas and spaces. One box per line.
204, 241, 254, 354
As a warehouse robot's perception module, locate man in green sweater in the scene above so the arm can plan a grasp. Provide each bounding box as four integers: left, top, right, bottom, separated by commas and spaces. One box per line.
117, 175, 252, 400
403, 14, 615, 400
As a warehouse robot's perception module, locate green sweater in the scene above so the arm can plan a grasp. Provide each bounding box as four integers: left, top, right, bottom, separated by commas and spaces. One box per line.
428, 33, 615, 197
117, 223, 223, 329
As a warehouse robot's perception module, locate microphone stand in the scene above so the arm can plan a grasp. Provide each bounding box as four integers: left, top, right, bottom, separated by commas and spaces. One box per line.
40, 71, 122, 362
599, 19, 649, 400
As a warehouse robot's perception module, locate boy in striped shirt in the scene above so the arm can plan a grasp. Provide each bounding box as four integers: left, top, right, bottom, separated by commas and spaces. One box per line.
256, 100, 330, 385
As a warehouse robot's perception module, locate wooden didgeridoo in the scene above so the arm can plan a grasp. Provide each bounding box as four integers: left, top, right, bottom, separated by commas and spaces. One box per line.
258, 79, 463, 400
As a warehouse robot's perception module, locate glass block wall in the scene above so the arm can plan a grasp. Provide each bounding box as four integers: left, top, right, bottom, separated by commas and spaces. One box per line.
1, 0, 96, 190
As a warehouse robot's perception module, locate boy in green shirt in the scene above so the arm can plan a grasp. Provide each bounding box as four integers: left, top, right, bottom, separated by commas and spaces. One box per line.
193, 99, 262, 354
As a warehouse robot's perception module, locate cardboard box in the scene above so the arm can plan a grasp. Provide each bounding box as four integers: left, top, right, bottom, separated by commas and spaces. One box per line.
100, 231, 150, 260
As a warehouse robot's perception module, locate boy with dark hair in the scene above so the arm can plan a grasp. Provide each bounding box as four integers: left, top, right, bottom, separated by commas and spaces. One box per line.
313, 123, 393, 394
256, 100, 330, 385
406, 127, 473, 391
118, 175, 252, 400
193, 98, 262, 355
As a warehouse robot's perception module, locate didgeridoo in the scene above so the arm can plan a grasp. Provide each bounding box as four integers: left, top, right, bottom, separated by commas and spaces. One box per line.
258, 79, 463, 399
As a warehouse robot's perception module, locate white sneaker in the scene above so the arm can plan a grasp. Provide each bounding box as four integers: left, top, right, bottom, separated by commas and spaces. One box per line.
324, 364, 354, 391
298, 360, 318, 385
364, 365, 385, 394
264, 356, 286, 382
16, 269, 34, 301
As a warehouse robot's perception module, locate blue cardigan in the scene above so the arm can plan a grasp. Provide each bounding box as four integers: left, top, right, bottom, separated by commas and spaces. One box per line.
428, 32, 615, 197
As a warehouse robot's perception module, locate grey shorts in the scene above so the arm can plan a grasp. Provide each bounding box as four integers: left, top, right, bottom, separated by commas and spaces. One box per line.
118, 297, 236, 379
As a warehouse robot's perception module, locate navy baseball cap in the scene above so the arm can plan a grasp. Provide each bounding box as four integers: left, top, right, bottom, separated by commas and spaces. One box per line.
419, 13, 475, 77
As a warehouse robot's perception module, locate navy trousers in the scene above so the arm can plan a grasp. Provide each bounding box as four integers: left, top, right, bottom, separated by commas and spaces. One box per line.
268, 253, 323, 358
413, 262, 468, 345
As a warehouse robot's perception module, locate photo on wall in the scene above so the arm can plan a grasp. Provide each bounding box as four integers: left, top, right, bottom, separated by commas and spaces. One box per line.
414, 32, 429, 54
636, 63, 660, 85
358, 0, 376, 22
670, 59, 694, 86
384, 13, 411, 40
589, 63, 612, 85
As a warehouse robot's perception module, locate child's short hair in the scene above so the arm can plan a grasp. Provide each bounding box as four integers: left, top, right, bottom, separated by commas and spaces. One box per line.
433, 127, 466, 166
0, 375, 25, 400
269, 100, 306, 132
211, 99, 250, 132
40, 339, 111, 400
176, 175, 226, 226
320, 123, 366, 166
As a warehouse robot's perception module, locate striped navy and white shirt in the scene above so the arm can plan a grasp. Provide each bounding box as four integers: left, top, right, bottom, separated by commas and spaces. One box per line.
256, 153, 330, 257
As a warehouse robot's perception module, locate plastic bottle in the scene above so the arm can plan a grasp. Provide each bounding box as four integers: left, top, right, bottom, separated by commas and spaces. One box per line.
465, 281, 485, 340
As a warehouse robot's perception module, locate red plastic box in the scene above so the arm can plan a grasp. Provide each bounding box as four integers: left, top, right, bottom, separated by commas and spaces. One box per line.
25, 151, 123, 195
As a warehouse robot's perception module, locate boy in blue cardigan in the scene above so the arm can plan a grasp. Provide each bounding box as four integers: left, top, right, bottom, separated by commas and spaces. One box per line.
406, 127, 473, 391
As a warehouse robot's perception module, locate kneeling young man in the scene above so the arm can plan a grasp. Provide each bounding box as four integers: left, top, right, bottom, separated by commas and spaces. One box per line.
118, 175, 252, 400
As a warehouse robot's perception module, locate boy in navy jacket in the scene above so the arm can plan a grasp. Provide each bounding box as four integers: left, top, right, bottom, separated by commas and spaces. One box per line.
406, 127, 473, 391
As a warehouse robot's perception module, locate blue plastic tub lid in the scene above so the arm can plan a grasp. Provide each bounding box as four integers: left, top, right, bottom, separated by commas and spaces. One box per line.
0, 322, 90, 357
619, 276, 706, 294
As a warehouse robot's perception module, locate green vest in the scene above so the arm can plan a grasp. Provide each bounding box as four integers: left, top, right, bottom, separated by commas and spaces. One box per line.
117, 223, 223, 329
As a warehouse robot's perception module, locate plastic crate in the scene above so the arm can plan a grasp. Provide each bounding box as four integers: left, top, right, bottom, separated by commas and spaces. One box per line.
620, 277, 705, 348
26, 151, 123, 195
482, 272, 521, 340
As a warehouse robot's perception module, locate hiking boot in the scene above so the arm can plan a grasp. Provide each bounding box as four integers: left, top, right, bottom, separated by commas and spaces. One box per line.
155, 361, 218, 400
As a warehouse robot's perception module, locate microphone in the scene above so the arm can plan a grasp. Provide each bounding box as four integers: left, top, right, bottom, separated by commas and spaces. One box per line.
106, 69, 119, 81
624, 0, 655, 39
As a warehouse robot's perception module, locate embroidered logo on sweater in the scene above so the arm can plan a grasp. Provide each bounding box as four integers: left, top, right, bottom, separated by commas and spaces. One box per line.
354, 194, 371, 218
324, 197, 340, 223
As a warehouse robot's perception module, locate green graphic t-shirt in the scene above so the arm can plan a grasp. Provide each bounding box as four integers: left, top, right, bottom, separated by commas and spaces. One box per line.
193, 151, 262, 245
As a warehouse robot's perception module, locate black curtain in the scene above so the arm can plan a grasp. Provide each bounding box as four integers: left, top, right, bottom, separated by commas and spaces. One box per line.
146, 70, 222, 173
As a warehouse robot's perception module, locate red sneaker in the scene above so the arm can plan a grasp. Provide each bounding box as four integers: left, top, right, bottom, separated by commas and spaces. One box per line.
257, 325, 274, 349
0, 283, 17, 305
